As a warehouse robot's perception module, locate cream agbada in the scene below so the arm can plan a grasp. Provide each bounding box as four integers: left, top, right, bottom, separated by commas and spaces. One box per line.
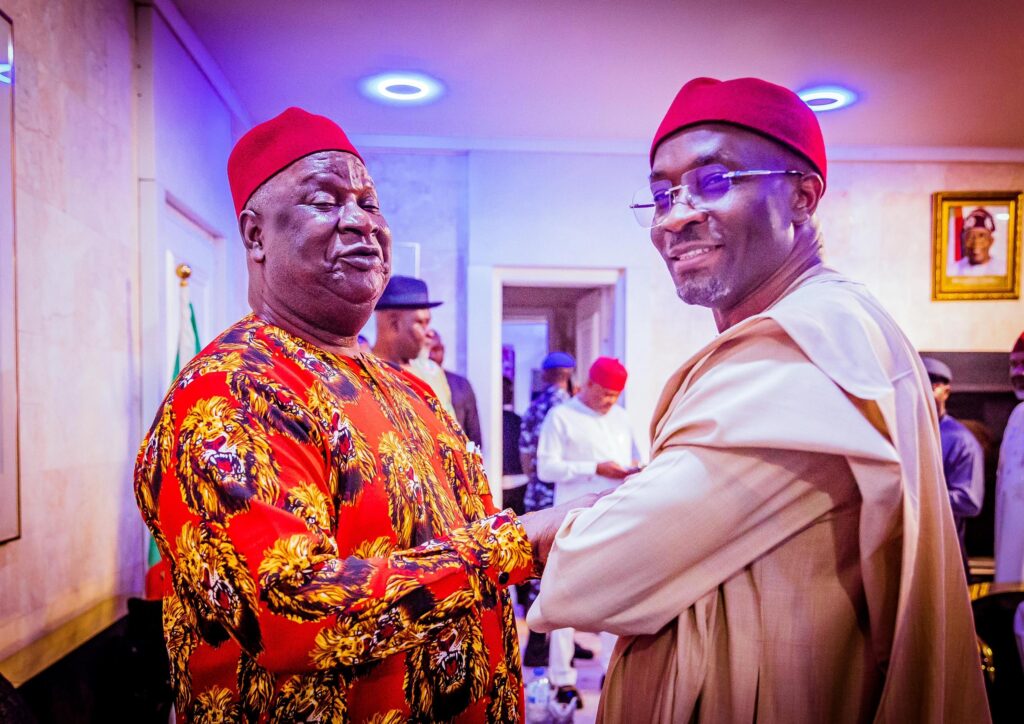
528, 267, 989, 723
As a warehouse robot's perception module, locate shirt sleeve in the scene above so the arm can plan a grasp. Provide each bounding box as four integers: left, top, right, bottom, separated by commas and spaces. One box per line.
528, 322, 891, 637
944, 427, 985, 519
144, 369, 534, 675
536, 411, 599, 483
527, 444, 846, 636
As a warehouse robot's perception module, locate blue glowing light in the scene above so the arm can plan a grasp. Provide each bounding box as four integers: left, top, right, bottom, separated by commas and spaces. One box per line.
0, 41, 10, 84
797, 85, 857, 112
359, 72, 444, 105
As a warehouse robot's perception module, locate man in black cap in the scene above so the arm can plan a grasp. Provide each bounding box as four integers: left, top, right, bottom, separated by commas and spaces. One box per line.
373, 274, 456, 417
922, 356, 985, 571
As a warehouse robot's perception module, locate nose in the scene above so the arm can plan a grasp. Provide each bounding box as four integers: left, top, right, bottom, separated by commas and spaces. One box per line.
657, 196, 705, 233
339, 199, 379, 237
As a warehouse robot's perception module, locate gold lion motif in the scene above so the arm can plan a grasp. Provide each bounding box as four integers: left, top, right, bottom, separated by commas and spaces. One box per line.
175, 521, 263, 654
269, 671, 348, 723
177, 396, 281, 521
258, 533, 373, 622
403, 614, 489, 721
189, 685, 243, 724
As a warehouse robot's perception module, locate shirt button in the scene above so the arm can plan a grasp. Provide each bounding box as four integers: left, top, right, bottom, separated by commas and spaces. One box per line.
498, 571, 510, 585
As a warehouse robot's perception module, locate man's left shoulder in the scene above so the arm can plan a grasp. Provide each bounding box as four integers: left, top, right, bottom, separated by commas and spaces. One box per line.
761, 270, 914, 399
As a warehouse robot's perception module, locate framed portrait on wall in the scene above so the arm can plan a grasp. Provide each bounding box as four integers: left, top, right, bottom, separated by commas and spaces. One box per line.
932, 190, 1022, 300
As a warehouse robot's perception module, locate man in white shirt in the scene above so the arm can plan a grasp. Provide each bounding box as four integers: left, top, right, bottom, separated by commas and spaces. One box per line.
536, 357, 640, 697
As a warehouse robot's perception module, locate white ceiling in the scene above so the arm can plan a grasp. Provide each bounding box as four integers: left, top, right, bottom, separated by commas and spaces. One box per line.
174, 0, 1024, 150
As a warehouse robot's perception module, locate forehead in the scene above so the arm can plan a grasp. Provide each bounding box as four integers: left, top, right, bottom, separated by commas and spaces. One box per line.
650, 123, 785, 178
279, 150, 373, 189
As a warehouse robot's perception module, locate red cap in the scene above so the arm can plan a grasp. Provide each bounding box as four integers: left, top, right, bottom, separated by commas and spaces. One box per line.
589, 357, 628, 392
227, 107, 363, 215
650, 77, 827, 186
1013, 332, 1024, 354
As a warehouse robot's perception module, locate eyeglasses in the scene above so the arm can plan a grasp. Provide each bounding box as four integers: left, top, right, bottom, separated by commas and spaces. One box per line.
630, 164, 805, 228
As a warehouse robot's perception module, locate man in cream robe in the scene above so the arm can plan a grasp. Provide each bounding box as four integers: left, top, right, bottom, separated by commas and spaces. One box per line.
528, 77, 989, 722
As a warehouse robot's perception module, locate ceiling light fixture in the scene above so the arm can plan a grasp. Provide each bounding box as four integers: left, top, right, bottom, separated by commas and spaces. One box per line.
360, 72, 444, 105
797, 85, 857, 112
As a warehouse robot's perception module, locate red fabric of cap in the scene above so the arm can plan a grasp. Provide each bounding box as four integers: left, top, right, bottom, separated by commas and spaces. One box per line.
1013, 332, 1024, 354
227, 107, 363, 215
589, 357, 628, 392
650, 77, 827, 186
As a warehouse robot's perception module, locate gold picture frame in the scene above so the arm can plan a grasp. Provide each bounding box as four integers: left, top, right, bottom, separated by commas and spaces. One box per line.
932, 190, 1022, 300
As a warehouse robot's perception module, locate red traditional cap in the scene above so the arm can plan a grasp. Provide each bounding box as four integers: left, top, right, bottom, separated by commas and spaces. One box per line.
1013, 331, 1024, 354
589, 357, 628, 392
650, 77, 827, 186
227, 107, 363, 215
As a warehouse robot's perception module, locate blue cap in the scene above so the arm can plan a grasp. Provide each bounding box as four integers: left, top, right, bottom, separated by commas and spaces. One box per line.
542, 351, 576, 370
921, 357, 953, 383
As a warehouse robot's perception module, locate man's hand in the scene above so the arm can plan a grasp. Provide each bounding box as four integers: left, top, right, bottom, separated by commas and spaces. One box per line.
520, 490, 612, 566
596, 461, 630, 479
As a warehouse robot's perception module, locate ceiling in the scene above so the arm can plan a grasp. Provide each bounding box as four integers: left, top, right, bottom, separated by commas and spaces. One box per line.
174, 0, 1024, 150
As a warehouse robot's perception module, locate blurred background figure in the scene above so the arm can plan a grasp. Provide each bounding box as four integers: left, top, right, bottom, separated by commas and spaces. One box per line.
923, 357, 985, 573
995, 333, 1024, 671
428, 329, 482, 448
536, 356, 639, 702
502, 375, 527, 516
519, 351, 577, 667
373, 275, 456, 418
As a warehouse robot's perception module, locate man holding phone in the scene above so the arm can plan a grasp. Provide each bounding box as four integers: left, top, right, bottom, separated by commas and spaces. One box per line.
536, 356, 640, 699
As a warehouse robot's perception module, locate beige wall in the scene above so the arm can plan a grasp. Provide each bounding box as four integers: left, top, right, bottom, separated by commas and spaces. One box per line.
0, 0, 141, 681
822, 159, 1024, 352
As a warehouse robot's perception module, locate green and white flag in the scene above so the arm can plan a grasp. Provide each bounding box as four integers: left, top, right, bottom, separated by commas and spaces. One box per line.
147, 279, 201, 570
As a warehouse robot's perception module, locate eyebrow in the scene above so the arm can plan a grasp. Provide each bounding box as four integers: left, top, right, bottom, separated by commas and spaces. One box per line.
649, 153, 728, 182
296, 172, 375, 192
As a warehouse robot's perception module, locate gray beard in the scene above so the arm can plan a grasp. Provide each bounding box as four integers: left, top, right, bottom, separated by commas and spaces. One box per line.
675, 275, 731, 308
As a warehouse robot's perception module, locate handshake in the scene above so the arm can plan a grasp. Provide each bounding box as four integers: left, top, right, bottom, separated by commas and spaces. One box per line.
519, 460, 643, 565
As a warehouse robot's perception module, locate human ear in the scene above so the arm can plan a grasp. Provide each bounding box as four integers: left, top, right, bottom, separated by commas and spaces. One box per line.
791, 173, 824, 224
239, 210, 265, 263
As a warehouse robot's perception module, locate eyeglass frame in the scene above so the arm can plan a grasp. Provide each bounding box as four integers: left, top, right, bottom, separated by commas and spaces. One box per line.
629, 167, 808, 229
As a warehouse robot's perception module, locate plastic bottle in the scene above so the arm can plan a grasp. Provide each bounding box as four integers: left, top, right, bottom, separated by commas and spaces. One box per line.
524, 667, 551, 723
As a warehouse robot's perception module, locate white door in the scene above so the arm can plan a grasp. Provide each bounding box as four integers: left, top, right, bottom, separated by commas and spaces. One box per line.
140, 184, 228, 421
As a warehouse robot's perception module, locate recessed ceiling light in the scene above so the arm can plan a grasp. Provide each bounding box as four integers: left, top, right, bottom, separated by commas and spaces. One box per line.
360, 72, 444, 105
797, 85, 857, 112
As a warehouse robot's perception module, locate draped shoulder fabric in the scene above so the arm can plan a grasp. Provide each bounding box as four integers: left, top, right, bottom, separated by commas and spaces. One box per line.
529, 267, 989, 723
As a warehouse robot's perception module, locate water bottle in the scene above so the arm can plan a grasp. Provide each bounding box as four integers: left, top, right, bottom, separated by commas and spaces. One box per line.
524, 667, 551, 723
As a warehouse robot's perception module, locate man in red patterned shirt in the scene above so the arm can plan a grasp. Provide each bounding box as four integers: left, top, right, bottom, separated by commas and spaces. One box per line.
135, 107, 573, 723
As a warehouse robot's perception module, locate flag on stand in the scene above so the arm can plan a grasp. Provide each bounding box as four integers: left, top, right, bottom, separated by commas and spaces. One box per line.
144, 269, 201, 598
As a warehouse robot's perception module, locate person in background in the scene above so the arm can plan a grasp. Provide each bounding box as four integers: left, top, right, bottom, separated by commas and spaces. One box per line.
995, 331, 1024, 668
536, 357, 639, 702
501, 376, 527, 516
922, 356, 985, 572
518, 351, 577, 666
427, 328, 483, 448
372, 275, 456, 418
528, 77, 988, 722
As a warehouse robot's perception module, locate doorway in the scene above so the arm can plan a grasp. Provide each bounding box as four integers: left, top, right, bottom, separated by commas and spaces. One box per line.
501, 284, 619, 413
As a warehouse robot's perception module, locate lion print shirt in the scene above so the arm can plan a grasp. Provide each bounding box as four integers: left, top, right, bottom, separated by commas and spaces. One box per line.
134, 314, 535, 723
